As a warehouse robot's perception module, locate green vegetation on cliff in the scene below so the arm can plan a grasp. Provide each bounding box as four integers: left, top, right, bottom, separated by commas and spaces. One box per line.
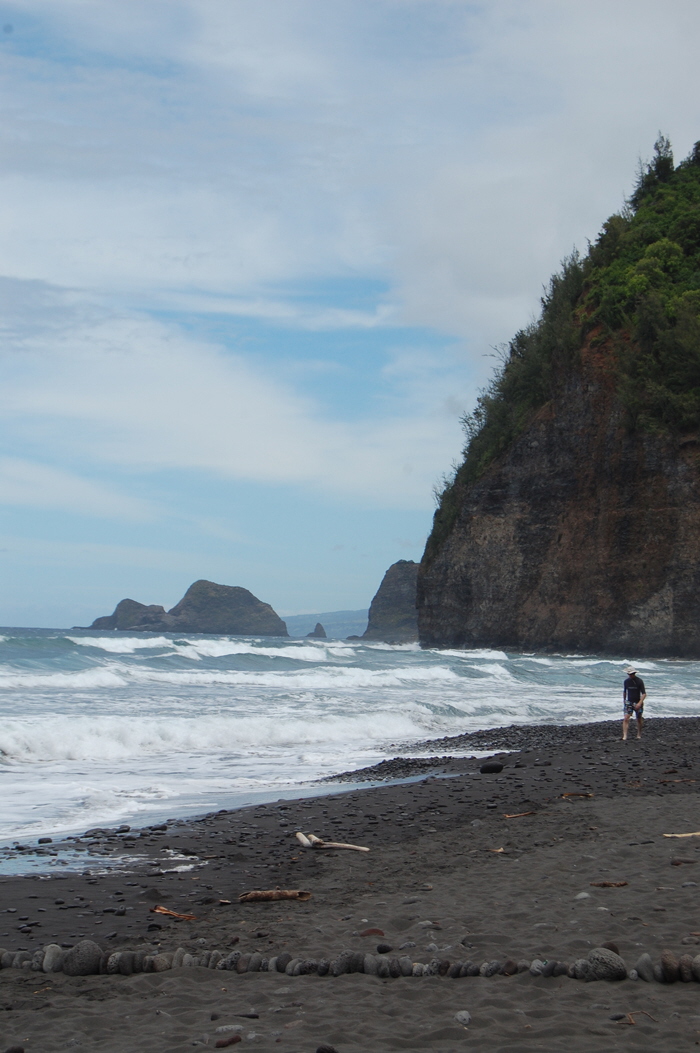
428, 137, 700, 562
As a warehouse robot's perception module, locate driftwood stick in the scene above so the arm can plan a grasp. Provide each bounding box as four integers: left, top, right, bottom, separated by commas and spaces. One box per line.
304, 832, 369, 852
150, 905, 197, 920
239, 889, 312, 903
295, 832, 313, 848
663, 831, 700, 838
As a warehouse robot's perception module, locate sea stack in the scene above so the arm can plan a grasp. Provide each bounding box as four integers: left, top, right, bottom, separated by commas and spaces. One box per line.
306, 622, 327, 639
362, 560, 419, 643
84, 580, 288, 637
419, 139, 700, 657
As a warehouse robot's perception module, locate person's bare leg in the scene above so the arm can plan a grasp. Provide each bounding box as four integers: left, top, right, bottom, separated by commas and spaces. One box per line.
622, 714, 630, 740
636, 713, 643, 739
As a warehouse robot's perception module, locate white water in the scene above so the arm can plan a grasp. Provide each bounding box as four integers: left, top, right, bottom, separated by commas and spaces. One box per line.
1, 629, 698, 843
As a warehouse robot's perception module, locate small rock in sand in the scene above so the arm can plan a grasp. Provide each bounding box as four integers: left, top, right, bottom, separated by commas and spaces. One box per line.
316, 1046, 339, 1053
679, 954, 694, 982
692, 954, 700, 982
634, 953, 655, 982
376, 943, 392, 954
479, 762, 503, 774
42, 944, 65, 974
454, 1011, 472, 1027
661, 949, 680, 983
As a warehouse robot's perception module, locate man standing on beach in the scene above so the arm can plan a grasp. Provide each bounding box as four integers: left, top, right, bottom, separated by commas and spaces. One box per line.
622, 666, 646, 740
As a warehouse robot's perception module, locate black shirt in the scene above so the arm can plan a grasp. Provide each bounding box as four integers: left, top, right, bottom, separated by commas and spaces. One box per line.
623, 676, 645, 704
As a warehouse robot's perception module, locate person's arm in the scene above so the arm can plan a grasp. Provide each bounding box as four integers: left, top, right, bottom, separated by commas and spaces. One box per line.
636, 679, 646, 708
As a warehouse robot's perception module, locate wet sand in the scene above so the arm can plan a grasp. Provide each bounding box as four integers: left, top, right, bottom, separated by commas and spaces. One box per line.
2, 717, 700, 1051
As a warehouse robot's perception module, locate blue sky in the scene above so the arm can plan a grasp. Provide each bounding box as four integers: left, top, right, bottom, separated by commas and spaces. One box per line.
1, 0, 699, 627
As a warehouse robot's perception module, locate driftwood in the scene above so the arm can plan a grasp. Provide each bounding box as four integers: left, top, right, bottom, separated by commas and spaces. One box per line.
663, 831, 700, 838
590, 881, 628, 888
561, 792, 594, 798
503, 811, 536, 818
150, 905, 197, 920
295, 831, 370, 852
239, 889, 312, 903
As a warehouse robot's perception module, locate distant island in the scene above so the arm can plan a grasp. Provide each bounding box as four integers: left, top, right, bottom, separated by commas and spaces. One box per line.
420, 137, 700, 657
78, 579, 288, 637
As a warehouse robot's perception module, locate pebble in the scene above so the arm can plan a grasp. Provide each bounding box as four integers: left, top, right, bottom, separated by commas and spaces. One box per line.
376, 943, 392, 954
479, 762, 503, 774
214, 1039, 241, 1049
363, 954, 378, 975
529, 959, 544, 976
692, 955, 700, 982
574, 892, 590, 900
360, 928, 384, 937
316, 1046, 339, 1053
454, 1010, 472, 1027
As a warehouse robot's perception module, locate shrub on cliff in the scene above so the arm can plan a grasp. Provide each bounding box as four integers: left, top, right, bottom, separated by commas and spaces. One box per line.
427, 136, 700, 558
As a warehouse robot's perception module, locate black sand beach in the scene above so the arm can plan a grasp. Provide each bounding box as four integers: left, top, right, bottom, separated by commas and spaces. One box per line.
3, 717, 700, 1051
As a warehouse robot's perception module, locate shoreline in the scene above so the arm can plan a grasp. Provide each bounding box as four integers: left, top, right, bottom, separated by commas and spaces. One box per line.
2, 715, 700, 1050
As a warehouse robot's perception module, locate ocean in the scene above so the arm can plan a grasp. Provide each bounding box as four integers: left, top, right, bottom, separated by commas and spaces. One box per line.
1, 628, 698, 845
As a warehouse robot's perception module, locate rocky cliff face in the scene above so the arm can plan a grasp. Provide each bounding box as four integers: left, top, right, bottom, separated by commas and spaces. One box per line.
85, 580, 288, 636
418, 338, 700, 656
362, 560, 419, 643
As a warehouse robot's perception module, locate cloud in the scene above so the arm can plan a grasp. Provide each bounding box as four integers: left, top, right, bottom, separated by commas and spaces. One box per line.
1, 278, 467, 509
1, 0, 697, 348
0, 457, 157, 520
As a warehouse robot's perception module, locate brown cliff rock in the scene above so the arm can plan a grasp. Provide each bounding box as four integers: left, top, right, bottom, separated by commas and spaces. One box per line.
362, 560, 419, 644
417, 340, 700, 656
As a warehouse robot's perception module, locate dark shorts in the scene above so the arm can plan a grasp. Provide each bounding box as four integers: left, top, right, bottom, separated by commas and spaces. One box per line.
624, 702, 643, 718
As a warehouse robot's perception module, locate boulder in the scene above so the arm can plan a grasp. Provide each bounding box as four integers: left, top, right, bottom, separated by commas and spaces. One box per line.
587, 947, 627, 981
62, 940, 103, 976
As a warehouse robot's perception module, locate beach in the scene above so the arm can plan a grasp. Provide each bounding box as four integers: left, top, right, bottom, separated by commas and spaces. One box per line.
2, 716, 700, 1051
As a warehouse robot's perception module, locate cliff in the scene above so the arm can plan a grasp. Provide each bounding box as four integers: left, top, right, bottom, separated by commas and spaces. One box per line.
362, 560, 419, 643
85, 580, 288, 636
419, 138, 700, 657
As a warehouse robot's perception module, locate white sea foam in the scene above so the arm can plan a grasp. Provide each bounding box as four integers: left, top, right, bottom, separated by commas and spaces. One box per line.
68, 635, 176, 653
0, 668, 128, 690
0, 705, 451, 764
2, 629, 700, 844
436, 648, 510, 660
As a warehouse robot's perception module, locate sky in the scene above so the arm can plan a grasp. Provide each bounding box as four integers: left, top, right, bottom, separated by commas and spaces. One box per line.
1, 0, 699, 627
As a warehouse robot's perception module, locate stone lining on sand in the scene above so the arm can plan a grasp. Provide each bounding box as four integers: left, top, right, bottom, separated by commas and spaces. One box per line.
1, 939, 698, 984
